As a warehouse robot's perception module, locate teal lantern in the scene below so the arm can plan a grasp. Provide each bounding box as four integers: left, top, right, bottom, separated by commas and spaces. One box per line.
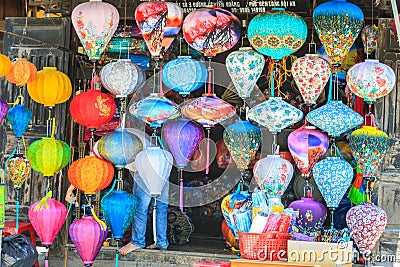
248, 8, 308, 60
7, 104, 32, 138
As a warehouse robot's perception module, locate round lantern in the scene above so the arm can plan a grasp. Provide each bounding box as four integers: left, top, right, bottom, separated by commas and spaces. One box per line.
100, 59, 145, 98
7, 104, 32, 138
27, 67, 72, 107
288, 197, 327, 227
226, 47, 265, 100
313, 0, 364, 67
135, 1, 183, 58
27, 137, 71, 176
248, 8, 307, 60
69, 216, 108, 267
97, 128, 143, 169
71, 0, 119, 61
0, 99, 9, 124
346, 59, 395, 103
183, 7, 241, 57
68, 156, 114, 195
223, 120, 261, 171
0, 53, 11, 77
6, 155, 31, 189
362, 25, 378, 56
70, 89, 116, 131
5, 58, 37, 86
291, 54, 331, 105
162, 56, 207, 96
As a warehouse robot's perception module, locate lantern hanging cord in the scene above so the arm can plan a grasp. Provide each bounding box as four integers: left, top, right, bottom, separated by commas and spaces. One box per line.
51, 118, 56, 138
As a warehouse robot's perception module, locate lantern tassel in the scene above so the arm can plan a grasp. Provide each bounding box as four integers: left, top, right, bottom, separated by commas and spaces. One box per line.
179, 168, 184, 212
206, 129, 210, 175
90, 207, 107, 231
153, 198, 157, 244
45, 248, 49, 267
115, 241, 119, 267
159, 64, 163, 97
270, 69, 275, 97
327, 74, 333, 102
207, 59, 212, 94
15, 189, 19, 231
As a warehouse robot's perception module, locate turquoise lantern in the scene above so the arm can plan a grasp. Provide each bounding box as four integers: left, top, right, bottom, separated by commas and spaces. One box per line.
7, 104, 32, 139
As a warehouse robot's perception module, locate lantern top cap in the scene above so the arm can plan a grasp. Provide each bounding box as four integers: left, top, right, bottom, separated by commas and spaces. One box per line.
239, 47, 255, 51
90, 0, 102, 2
301, 197, 316, 201
16, 58, 27, 61
43, 67, 57, 70
202, 93, 217, 97
364, 59, 379, 63
177, 55, 192, 59
271, 7, 285, 11
117, 59, 132, 62
305, 125, 316, 130
150, 93, 160, 97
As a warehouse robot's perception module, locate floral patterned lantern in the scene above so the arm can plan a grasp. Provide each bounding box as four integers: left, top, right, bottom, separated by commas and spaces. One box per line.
5, 58, 37, 86
226, 47, 265, 100
0, 53, 11, 77
362, 25, 378, 56
6, 155, 31, 189
346, 59, 395, 103
291, 54, 331, 105
7, 104, 32, 139
71, 0, 119, 61
288, 197, 327, 227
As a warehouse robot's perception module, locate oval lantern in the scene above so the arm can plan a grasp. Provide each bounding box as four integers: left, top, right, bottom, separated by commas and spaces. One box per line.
346, 59, 396, 103
135, 1, 183, 58
288, 197, 327, 227
292, 54, 331, 105
100, 59, 145, 98
162, 56, 207, 96
71, 0, 119, 61
346, 202, 387, 256
362, 25, 378, 56
248, 8, 307, 60
5, 58, 37, 86
313, 0, 364, 67
6, 155, 31, 189
7, 104, 32, 138
223, 120, 261, 171
70, 89, 116, 131
27, 67, 72, 107
183, 7, 241, 57
288, 124, 329, 178
0, 53, 11, 77
27, 137, 71, 176
69, 216, 108, 267
97, 128, 143, 169
101, 190, 137, 239
68, 156, 114, 195
226, 47, 265, 100
0, 99, 9, 124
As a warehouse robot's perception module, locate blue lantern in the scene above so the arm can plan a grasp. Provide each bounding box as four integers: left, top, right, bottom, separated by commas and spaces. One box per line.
248, 8, 308, 60
101, 190, 137, 239
162, 56, 207, 96
7, 104, 32, 138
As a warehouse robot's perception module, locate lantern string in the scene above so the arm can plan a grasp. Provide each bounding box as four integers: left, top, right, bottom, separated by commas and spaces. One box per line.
206, 129, 210, 175
153, 198, 157, 244
116, 241, 119, 267
207, 59, 212, 94
51, 117, 56, 138
22, 136, 27, 155
327, 74, 333, 102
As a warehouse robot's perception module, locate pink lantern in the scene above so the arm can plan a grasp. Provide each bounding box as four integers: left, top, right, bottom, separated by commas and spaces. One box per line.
71, 0, 120, 61
346, 202, 387, 256
292, 54, 331, 105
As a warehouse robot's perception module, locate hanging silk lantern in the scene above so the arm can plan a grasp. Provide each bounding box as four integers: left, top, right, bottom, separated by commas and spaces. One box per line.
346, 202, 387, 256
97, 128, 143, 169
135, 1, 183, 58
0, 53, 11, 77
27, 67, 72, 107
248, 8, 307, 60
68, 156, 114, 195
223, 120, 261, 171
347, 59, 396, 103
0, 99, 8, 123
313, 0, 364, 67
226, 47, 265, 100
71, 0, 119, 61
183, 7, 241, 57
70, 89, 116, 131
248, 97, 303, 133
306, 101, 363, 137
5, 58, 37, 86
288, 197, 327, 227
291, 54, 331, 105
100, 59, 145, 98
27, 137, 71, 176
162, 56, 207, 96
362, 25, 378, 56
69, 216, 108, 266
288, 124, 329, 178
7, 104, 32, 138
101, 190, 137, 239
129, 93, 178, 128
6, 155, 31, 189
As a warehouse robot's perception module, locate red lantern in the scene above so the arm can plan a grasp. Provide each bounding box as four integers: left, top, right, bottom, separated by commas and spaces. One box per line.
69, 89, 116, 131
5, 58, 37, 86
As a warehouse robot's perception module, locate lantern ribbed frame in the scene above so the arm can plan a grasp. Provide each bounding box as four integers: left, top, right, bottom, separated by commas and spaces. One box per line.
5, 58, 37, 86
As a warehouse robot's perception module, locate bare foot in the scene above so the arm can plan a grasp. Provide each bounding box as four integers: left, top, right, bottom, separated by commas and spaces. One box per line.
119, 243, 141, 255
145, 243, 158, 249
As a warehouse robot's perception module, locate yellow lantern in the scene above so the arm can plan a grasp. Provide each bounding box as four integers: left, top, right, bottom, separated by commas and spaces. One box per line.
0, 53, 11, 77
5, 58, 37, 86
27, 67, 72, 107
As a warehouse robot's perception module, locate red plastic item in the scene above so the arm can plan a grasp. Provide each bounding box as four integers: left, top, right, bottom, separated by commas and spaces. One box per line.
193, 260, 231, 267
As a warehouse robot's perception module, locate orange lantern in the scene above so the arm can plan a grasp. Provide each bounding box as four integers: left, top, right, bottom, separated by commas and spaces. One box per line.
0, 53, 11, 77
6, 58, 37, 86
68, 156, 114, 195
27, 67, 72, 107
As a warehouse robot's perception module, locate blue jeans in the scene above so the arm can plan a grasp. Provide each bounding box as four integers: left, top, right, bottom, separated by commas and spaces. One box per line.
131, 180, 169, 250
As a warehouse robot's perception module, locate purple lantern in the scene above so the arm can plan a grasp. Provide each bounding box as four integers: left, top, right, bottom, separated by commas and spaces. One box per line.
288, 197, 327, 227
0, 99, 8, 123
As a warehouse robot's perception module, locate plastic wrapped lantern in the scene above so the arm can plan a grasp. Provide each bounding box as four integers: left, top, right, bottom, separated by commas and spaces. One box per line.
7, 104, 32, 139
0, 53, 11, 77
5, 58, 37, 86
361, 25, 378, 56
71, 0, 119, 61
288, 197, 327, 227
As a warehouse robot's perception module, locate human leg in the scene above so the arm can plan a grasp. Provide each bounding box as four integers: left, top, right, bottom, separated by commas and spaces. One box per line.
130, 182, 151, 248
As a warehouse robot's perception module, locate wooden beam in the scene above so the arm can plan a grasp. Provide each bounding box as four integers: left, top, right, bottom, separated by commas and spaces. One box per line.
0, 20, 4, 30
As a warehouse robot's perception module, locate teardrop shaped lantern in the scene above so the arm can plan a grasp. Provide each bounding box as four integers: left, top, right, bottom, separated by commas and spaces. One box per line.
69, 216, 108, 267
27, 137, 71, 176
226, 47, 265, 100
347, 59, 396, 103
7, 104, 33, 138
162, 56, 207, 96
183, 7, 241, 57
135, 1, 183, 58
248, 8, 307, 60
313, 0, 364, 67
306, 101, 363, 137
292, 54, 331, 105
68, 156, 114, 195
361, 25, 378, 56
71, 0, 119, 61
5, 58, 37, 86
27, 67, 72, 107
0, 53, 11, 77
100, 59, 145, 98
288, 197, 327, 227
6, 154, 31, 189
